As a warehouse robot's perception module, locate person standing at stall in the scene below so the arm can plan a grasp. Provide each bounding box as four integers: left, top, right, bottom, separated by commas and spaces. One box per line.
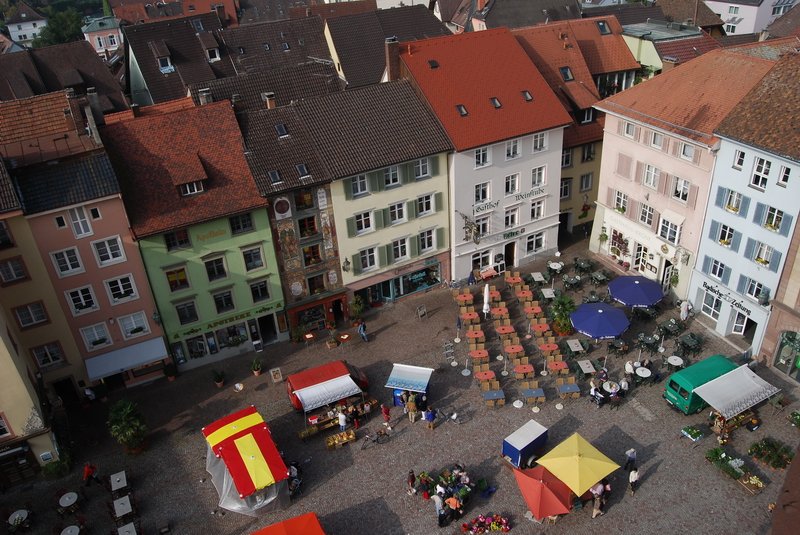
357, 319, 368, 342
407, 393, 418, 423
432, 492, 445, 525
407, 470, 417, 495
338, 411, 348, 432
381, 403, 392, 430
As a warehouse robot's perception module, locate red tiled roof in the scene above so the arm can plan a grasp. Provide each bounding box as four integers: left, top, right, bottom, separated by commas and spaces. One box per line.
766, 3, 800, 37
399, 28, 571, 151
111, 0, 238, 26
288, 0, 377, 21
654, 33, 721, 64
513, 23, 600, 111
596, 48, 775, 144
100, 101, 266, 237
566, 17, 640, 75
564, 116, 605, 148
104, 97, 196, 124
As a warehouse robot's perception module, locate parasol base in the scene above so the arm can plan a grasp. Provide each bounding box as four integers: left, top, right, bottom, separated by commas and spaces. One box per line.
453, 338, 461, 344
460, 369, 471, 376
501, 370, 509, 377
555, 403, 564, 410
532, 406, 541, 413
513, 400, 524, 409
450, 361, 459, 367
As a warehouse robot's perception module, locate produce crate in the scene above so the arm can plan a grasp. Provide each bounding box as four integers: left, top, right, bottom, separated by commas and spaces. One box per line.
326, 430, 356, 450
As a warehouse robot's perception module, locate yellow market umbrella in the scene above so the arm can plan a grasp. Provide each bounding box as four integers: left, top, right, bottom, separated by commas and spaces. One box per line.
536, 433, 619, 496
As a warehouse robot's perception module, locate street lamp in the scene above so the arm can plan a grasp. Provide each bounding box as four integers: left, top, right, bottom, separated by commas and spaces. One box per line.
341, 258, 351, 272
456, 211, 481, 244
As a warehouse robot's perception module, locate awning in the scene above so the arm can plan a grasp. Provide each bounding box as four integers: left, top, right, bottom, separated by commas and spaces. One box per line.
694, 365, 780, 420
293, 375, 362, 412
384, 363, 434, 393
504, 419, 548, 451
660, 208, 686, 226
251, 512, 326, 535
85, 337, 168, 380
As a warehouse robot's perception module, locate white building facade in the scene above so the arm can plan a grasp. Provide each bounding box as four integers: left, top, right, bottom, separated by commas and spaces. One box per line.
705, 0, 795, 34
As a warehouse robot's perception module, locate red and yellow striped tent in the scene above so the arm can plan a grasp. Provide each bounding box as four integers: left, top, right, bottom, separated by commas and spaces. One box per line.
202, 406, 288, 499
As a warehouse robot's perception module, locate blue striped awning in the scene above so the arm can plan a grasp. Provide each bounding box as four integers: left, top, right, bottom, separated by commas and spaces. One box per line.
385, 364, 434, 393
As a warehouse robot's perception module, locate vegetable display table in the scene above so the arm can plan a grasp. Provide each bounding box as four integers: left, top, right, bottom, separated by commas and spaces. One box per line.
326, 430, 356, 450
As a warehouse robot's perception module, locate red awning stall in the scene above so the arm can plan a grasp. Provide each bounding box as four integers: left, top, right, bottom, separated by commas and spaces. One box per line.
251, 512, 327, 535
202, 406, 289, 516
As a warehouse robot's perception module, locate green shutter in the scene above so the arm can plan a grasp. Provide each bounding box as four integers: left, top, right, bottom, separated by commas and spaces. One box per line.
430, 154, 440, 176
346, 217, 356, 237
407, 200, 417, 220
351, 253, 361, 275
410, 235, 420, 257
343, 178, 353, 200
374, 209, 385, 229
434, 192, 443, 212
385, 244, 394, 264
378, 246, 387, 267
402, 163, 413, 184
368, 173, 380, 193
382, 208, 390, 226
436, 227, 445, 250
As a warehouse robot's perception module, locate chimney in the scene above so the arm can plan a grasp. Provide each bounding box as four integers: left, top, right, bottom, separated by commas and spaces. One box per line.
86, 87, 105, 126
231, 93, 241, 112
131, 103, 141, 117
306, 7, 312, 17
477, 0, 487, 10
385, 36, 399, 82
213, 4, 227, 27
262, 92, 276, 109
198, 88, 213, 106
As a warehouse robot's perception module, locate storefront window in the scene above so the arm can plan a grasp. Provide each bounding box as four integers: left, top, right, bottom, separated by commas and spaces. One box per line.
775, 332, 800, 382
186, 335, 206, 359
298, 305, 326, 331
216, 324, 248, 348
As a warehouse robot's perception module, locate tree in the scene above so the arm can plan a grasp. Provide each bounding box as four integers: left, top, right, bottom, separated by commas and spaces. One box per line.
31, 8, 83, 47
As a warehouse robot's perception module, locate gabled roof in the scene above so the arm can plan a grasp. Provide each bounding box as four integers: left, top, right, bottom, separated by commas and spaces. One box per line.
240, 80, 452, 195
766, 3, 800, 37
0, 160, 20, 213
654, 0, 725, 28
123, 13, 236, 104
288, 0, 378, 21
100, 101, 267, 237
0, 91, 101, 168
715, 33, 760, 46
104, 97, 196, 124
583, 4, 665, 26
326, 5, 451, 88
239, 0, 304, 24
81, 16, 121, 33
724, 35, 800, 59
437, 0, 465, 22
6, 2, 46, 24
400, 28, 571, 151
564, 17, 640, 75
187, 62, 344, 113
716, 52, 800, 164
450, 0, 472, 30
110, 0, 238, 26
596, 48, 775, 145
0, 33, 25, 54
654, 33, 721, 63
219, 16, 331, 74
475, 0, 583, 29
13, 151, 120, 215
0, 41, 128, 112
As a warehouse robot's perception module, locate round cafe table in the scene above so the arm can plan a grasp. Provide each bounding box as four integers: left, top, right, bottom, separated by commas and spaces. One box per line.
667, 355, 684, 368
456, 293, 474, 304
516, 290, 533, 300
469, 349, 489, 361
539, 343, 559, 352
602, 381, 619, 394
532, 323, 549, 334
8, 510, 28, 525
496, 325, 515, 335
466, 329, 484, 339
504, 344, 524, 356
514, 364, 534, 376
61, 526, 81, 535
59, 492, 78, 508
491, 307, 509, 317
474, 370, 496, 381
635, 367, 652, 378
547, 361, 568, 372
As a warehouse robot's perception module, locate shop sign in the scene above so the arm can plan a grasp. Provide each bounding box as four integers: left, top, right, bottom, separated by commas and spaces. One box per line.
513, 187, 546, 202
702, 281, 753, 316
174, 302, 283, 339
196, 229, 226, 242
425, 257, 439, 266
317, 188, 327, 209
473, 200, 500, 214
503, 229, 524, 240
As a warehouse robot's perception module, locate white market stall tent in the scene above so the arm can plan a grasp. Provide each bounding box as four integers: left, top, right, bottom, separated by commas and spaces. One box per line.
694, 365, 780, 420
293, 375, 363, 412
384, 364, 435, 393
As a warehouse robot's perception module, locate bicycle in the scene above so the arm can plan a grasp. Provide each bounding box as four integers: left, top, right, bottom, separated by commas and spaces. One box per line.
360, 427, 391, 450
441, 279, 463, 290
438, 408, 464, 425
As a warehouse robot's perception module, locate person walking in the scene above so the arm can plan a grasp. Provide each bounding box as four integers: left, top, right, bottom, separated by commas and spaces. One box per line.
406, 470, 417, 495
623, 448, 637, 471
424, 407, 436, 430
381, 403, 392, 430
628, 468, 639, 496
82, 462, 101, 487
357, 320, 368, 342
338, 411, 348, 432
432, 492, 446, 526
445, 495, 463, 520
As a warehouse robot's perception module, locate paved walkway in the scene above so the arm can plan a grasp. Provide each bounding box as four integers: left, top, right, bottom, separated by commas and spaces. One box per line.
2, 239, 798, 535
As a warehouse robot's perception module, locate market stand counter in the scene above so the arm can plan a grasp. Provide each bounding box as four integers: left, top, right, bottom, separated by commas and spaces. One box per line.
298, 398, 378, 440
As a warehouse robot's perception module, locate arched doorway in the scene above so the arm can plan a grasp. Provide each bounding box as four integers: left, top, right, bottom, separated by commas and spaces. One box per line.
774, 331, 800, 382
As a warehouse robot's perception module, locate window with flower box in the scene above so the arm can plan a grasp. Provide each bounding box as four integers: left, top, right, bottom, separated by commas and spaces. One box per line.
68, 286, 96, 314
107, 275, 136, 301
726, 190, 742, 213
753, 242, 773, 266
718, 224, 734, 246
93, 236, 125, 266
298, 216, 318, 238
302, 244, 322, 267
764, 207, 784, 232
119, 311, 149, 338
614, 191, 628, 213
81, 323, 111, 350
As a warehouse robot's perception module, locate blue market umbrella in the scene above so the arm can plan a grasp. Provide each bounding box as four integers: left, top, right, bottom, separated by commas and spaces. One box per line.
608, 276, 664, 309
570, 304, 630, 340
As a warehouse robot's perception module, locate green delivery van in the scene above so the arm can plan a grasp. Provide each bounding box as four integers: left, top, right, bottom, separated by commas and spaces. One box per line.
663, 354, 738, 414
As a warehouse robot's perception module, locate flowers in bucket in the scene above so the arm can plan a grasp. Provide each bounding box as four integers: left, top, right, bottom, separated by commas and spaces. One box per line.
746, 475, 764, 488
461, 513, 511, 533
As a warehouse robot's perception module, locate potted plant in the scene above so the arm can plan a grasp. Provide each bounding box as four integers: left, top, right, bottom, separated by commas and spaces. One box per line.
622, 261, 631, 271
670, 273, 680, 287
598, 231, 609, 244
107, 400, 148, 454
212, 369, 225, 388
350, 295, 366, 325
551, 295, 576, 336
325, 322, 339, 349
164, 362, 177, 382
251, 358, 262, 377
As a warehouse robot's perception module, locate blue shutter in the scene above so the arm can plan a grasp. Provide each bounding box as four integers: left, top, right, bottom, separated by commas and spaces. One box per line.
721, 266, 731, 285
701, 255, 711, 274
708, 220, 719, 241
714, 187, 726, 208
731, 231, 742, 252
769, 250, 782, 273
739, 196, 750, 218
753, 202, 765, 225
736, 275, 747, 294
780, 213, 794, 237
744, 238, 755, 260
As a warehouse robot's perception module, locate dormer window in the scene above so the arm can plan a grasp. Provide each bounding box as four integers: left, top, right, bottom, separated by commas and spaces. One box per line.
296, 164, 310, 179
428, 59, 439, 69
282, 42, 290, 51
238, 46, 245, 54
158, 56, 174, 74
490, 97, 501, 109
456, 104, 468, 117
275, 124, 289, 138
191, 19, 204, 31
522, 90, 533, 101
560, 67, 574, 81
207, 48, 220, 62
269, 170, 282, 184
179, 181, 204, 196
597, 20, 611, 35
262, 43, 270, 51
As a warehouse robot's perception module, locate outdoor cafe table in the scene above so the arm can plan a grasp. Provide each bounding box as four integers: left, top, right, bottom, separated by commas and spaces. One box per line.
496, 325, 515, 335
539, 342, 559, 353
504, 344, 524, 357
531, 323, 550, 334
475, 370, 496, 382
461, 312, 480, 323
563, 275, 581, 289
531, 272, 545, 283
113, 495, 133, 519
635, 367, 652, 379
679, 334, 701, 351
456, 293, 474, 304
61, 526, 81, 535
524, 305, 543, 317
660, 319, 682, 336
590, 271, 608, 285
548, 261, 564, 273
482, 390, 505, 401
466, 329, 485, 339
110, 470, 128, 492
489, 290, 502, 301
491, 307, 509, 318
480, 267, 498, 280
577, 360, 596, 375
59, 492, 78, 508
469, 349, 490, 361
516, 289, 534, 300
547, 361, 568, 373
575, 258, 593, 273
8, 510, 27, 525
514, 364, 535, 377
557, 384, 580, 396
506, 276, 523, 286
667, 355, 685, 370
117, 523, 138, 535
566, 339, 584, 353
338, 333, 351, 350
541, 288, 556, 299
602, 381, 619, 394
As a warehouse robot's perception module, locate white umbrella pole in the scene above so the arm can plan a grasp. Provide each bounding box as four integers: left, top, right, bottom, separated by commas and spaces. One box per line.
637, 349, 642, 365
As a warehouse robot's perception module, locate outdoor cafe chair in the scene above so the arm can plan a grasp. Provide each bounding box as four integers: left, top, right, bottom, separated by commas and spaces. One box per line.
481, 381, 490, 392
490, 380, 500, 390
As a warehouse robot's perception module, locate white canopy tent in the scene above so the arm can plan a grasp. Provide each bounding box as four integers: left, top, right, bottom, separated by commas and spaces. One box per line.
694, 365, 780, 420
384, 363, 434, 393
293, 375, 362, 412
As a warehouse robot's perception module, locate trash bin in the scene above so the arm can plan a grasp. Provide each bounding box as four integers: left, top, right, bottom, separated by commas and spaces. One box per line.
393, 389, 405, 407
